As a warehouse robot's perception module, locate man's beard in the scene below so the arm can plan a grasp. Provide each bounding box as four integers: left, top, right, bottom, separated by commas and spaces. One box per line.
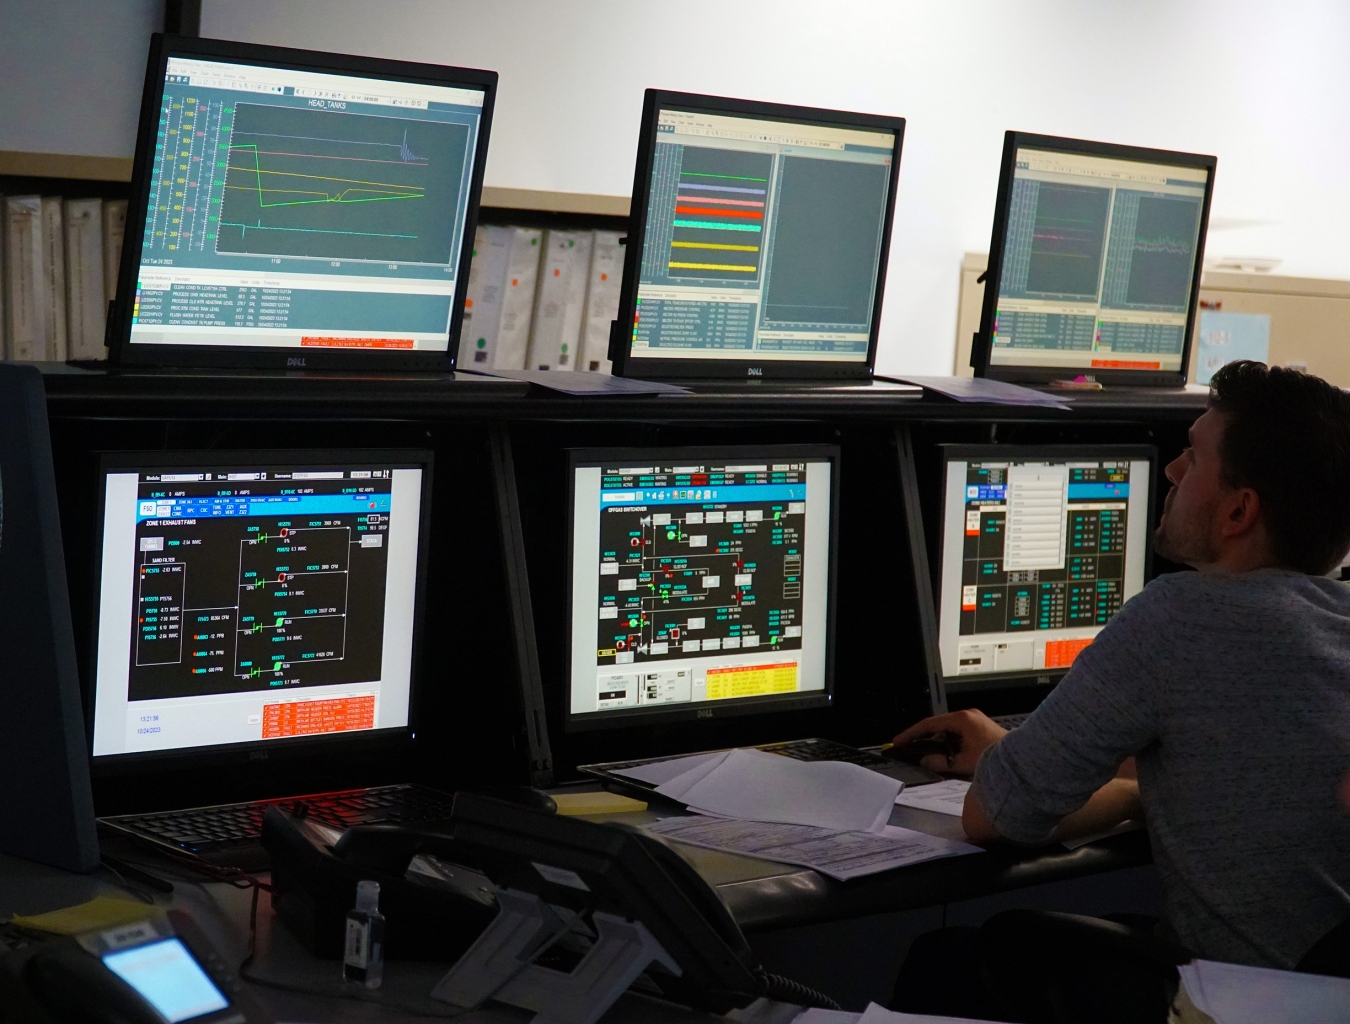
1153, 487, 1220, 567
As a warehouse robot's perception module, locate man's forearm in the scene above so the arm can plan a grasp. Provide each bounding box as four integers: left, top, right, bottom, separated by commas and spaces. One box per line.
1050, 778, 1142, 843
963, 777, 1142, 844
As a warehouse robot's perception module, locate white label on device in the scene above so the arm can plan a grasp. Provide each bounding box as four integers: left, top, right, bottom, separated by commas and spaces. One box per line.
532, 862, 590, 891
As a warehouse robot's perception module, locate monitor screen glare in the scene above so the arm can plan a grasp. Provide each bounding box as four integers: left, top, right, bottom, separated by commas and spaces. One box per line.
628, 107, 895, 366
91, 455, 425, 758
988, 148, 1209, 375
937, 450, 1151, 684
128, 56, 486, 355
569, 452, 834, 724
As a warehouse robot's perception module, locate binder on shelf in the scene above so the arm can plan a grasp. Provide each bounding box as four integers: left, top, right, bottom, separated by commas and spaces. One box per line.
101, 199, 127, 310
63, 198, 106, 361
527, 229, 590, 370
4, 195, 47, 362
493, 226, 543, 371
460, 225, 511, 368
40, 197, 68, 361
581, 230, 623, 374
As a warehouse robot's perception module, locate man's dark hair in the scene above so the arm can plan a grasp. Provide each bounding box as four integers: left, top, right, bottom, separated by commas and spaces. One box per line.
1208, 360, 1350, 574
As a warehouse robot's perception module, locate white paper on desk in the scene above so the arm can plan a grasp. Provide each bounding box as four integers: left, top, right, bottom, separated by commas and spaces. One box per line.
646, 815, 978, 881
894, 779, 970, 817
668, 747, 902, 834
611, 750, 729, 791
855, 1000, 1013, 1023
792, 1010, 862, 1024
1179, 958, 1350, 1024
883, 375, 1071, 409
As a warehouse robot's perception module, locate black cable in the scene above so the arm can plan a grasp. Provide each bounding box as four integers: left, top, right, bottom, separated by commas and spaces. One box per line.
757, 968, 843, 1011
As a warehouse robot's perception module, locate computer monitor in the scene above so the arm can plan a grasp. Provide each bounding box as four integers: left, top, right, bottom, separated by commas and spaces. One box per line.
89, 449, 432, 767
108, 34, 496, 371
934, 445, 1155, 693
972, 132, 1216, 386
0, 364, 99, 871
611, 91, 904, 381
566, 445, 838, 729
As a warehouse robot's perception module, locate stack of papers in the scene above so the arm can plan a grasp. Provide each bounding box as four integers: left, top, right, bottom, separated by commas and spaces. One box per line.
793, 1001, 1006, 1023
646, 815, 978, 881
1179, 959, 1350, 1024
632, 747, 903, 834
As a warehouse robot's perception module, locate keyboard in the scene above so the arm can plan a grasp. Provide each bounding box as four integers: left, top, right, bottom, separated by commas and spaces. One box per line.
99, 783, 457, 872
990, 713, 1032, 730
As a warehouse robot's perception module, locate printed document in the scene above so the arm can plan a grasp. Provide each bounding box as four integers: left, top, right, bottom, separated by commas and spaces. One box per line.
894, 779, 971, 817
646, 815, 978, 881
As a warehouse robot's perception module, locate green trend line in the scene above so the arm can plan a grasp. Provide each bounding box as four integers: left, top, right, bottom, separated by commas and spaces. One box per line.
229, 144, 424, 208
682, 171, 769, 181
220, 222, 418, 239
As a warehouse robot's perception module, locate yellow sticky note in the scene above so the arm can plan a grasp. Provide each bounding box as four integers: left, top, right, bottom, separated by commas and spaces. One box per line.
12, 896, 154, 936
552, 792, 648, 816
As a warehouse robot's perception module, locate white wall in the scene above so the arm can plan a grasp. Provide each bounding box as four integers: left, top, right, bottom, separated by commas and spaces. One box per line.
7, 0, 1349, 374
0, 0, 161, 160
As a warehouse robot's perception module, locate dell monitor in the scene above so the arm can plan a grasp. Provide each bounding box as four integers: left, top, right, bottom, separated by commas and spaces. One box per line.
89, 449, 432, 767
972, 132, 1215, 386
934, 445, 1154, 694
611, 91, 903, 381
109, 34, 496, 371
566, 446, 839, 729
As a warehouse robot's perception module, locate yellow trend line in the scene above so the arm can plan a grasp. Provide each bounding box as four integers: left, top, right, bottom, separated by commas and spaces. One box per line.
670, 241, 760, 252
225, 162, 423, 191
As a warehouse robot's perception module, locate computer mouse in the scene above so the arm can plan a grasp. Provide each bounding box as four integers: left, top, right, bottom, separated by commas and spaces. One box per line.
882, 735, 958, 767
477, 784, 558, 814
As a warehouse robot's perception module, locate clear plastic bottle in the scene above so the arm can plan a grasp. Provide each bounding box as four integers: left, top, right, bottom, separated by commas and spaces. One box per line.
342, 879, 385, 988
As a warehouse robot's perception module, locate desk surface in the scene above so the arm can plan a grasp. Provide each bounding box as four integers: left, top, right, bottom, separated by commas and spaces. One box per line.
38, 363, 1208, 423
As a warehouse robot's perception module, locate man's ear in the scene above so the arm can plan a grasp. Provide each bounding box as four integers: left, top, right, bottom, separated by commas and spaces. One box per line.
1221, 486, 1262, 537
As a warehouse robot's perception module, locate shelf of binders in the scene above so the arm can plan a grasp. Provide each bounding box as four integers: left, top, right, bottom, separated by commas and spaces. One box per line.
0, 150, 631, 372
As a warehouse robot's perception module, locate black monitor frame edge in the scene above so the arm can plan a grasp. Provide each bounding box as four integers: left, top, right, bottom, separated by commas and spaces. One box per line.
924, 442, 1158, 698
971, 131, 1217, 388
611, 89, 905, 382
85, 447, 435, 776
108, 33, 498, 374
562, 443, 841, 733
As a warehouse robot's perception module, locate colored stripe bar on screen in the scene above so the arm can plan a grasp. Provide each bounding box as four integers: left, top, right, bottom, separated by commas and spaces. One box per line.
676, 195, 765, 207
669, 262, 757, 272
670, 241, 760, 252
674, 206, 763, 219
678, 183, 767, 195
672, 220, 762, 232
681, 171, 769, 181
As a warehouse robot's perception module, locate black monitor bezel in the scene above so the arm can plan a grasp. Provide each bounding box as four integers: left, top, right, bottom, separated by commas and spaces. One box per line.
108, 33, 497, 373
971, 131, 1216, 387
931, 443, 1157, 695
86, 447, 435, 775
564, 444, 840, 732
611, 89, 904, 382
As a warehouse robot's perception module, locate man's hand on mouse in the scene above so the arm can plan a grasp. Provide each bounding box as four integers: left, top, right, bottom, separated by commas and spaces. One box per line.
892, 709, 1008, 777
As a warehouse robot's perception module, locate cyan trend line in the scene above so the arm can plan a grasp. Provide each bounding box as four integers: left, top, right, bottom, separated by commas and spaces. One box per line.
221, 221, 418, 239
672, 220, 762, 232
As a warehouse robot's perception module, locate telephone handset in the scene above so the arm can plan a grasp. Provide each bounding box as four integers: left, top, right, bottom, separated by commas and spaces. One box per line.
0, 909, 272, 1024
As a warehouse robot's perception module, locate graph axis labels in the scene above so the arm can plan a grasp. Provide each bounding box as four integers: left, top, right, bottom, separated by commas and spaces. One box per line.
215, 103, 470, 266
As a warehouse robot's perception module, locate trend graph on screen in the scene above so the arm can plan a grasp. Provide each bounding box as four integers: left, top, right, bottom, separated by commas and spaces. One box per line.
216, 104, 469, 265
1123, 195, 1200, 309
1024, 184, 1110, 299
667, 147, 773, 284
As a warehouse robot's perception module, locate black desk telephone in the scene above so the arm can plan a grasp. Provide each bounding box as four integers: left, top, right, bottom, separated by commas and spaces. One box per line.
0, 908, 271, 1024
262, 794, 841, 1016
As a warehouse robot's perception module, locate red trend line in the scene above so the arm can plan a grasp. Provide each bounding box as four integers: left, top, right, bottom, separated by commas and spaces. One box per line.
673, 206, 763, 219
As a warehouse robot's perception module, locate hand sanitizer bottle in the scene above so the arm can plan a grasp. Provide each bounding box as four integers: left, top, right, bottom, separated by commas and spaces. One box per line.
343, 879, 385, 988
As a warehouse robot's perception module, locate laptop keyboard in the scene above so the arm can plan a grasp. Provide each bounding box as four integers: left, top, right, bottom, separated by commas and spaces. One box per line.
100, 783, 457, 869
990, 713, 1032, 730
756, 737, 892, 767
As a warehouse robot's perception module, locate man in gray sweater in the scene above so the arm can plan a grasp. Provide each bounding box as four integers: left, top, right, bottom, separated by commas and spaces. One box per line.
894, 361, 1350, 970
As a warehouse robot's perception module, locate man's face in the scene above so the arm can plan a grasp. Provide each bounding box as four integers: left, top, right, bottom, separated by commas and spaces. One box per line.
1154, 409, 1231, 567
